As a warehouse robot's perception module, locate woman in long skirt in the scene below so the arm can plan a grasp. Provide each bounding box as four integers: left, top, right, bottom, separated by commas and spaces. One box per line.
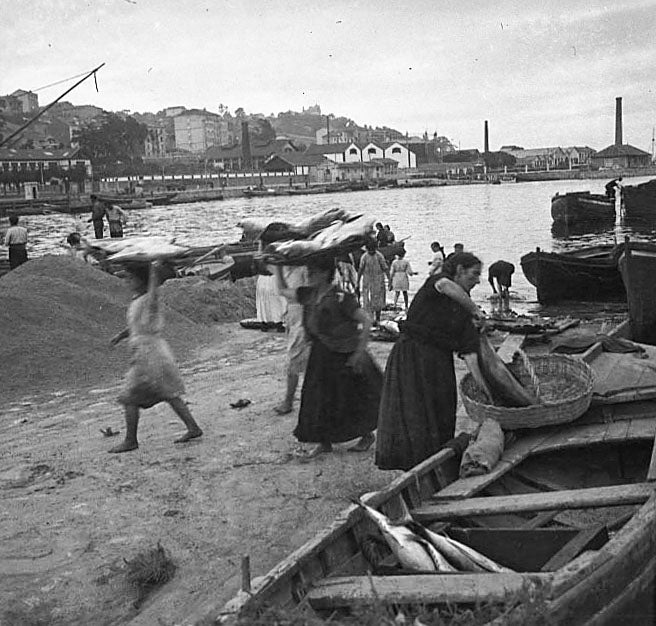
375, 252, 487, 471
275, 259, 381, 457
358, 240, 389, 326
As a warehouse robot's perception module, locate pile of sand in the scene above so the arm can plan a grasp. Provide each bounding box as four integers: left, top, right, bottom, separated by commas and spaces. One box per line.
0, 256, 256, 399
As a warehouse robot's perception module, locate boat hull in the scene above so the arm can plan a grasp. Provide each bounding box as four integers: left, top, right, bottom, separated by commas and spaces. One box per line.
618, 240, 656, 345
551, 192, 615, 226
216, 352, 656, 626
622, 179, 656, 221
520, 245, 625, 304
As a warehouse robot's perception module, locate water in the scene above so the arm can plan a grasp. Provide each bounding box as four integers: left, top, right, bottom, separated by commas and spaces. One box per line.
8, 176, 656, 314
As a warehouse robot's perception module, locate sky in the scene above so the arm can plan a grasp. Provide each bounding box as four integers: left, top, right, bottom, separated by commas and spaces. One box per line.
2, 0, 656, 153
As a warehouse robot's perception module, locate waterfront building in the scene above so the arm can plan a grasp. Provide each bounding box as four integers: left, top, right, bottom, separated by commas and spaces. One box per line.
590, 144, 651, 170
382, 141, 417, 169
336, 158, 398, 183
0, 147, 92, 189
305, 141, 364, 164
206, 138, 297, 171
501, 146, 568, 171
264, 153, 338, 183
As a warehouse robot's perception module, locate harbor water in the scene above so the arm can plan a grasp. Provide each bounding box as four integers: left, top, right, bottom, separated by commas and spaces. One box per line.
7, 176, 656, 314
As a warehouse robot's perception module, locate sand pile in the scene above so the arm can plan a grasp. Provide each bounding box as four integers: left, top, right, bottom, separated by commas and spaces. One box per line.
159, 276, 256, 324
0, 256, 256, 399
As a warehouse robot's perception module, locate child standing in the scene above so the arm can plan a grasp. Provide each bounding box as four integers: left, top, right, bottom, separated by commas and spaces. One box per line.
389, 249, 417, 310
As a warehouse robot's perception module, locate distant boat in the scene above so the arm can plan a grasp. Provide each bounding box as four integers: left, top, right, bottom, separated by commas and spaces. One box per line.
243, 187, 284, 198
618, 238, 656, 344
96, 192, 176, 207
622, 178, 656, 221
286, 186, 327, 196
520, 244, 625, 304
551, 191, 615, 226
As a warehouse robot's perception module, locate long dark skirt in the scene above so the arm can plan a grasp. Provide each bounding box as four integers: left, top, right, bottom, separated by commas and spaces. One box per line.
375, 334, 457, 470
294, 340, 382, 444
9, 244, 28, 270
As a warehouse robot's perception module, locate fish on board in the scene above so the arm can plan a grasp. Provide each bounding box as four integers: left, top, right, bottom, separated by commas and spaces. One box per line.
355, 499, 456, 572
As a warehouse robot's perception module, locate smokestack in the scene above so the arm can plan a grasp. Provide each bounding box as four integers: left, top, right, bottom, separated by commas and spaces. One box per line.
241, 121, 252, 169
326, 115, 330, 144
484, 120, 489, 153
615, 97, 623, 146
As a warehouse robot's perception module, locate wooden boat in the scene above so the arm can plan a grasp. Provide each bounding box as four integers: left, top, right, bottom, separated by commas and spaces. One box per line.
96, 192, 178, 206
286, 186, 327, 196
217, 328, 656, 625
551, 192, 615, 226
243, 187, 286, 198
618, 238, 656, 345
520, 244, 625, 304
94, 195, 153, 210
622, 179, 656, 222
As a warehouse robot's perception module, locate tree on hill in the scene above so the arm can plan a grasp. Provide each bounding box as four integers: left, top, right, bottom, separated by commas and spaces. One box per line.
74, 112, 148, 173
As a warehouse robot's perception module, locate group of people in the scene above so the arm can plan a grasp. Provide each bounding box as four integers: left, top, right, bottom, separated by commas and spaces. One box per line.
89, 195, 128, 239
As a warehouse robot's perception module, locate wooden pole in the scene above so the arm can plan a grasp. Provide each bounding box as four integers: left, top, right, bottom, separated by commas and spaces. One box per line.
241, 555, 251, 592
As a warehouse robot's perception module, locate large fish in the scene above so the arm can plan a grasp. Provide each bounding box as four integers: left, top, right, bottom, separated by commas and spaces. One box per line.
107, 240, 188, 261
356, 500, 456, 572
478, 333, 539, 407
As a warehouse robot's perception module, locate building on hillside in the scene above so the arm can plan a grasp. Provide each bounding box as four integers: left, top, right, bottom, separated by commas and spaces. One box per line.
144, 123, 168, 158
264, 153, 338, 183
382, 141, 417, 169
165, 106, 186, 117
336, 158, 398, 183
0, 94, 23, 115
206, 139, 297, 171
361, 142, 384, 161
590, 144, 651, 170
173, 109, 224, 153
305, 141, 363, 163
10, 89, 39, 113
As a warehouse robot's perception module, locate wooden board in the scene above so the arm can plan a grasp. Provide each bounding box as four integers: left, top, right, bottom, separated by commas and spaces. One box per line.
306, 572, 551, 609
412, 483, 654, 522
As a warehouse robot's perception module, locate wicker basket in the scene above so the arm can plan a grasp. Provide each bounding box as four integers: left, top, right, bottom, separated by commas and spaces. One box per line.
460, 354, 594, 430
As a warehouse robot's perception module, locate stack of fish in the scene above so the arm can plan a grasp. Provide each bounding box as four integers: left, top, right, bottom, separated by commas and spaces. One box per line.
85, 236, 188, 262
262, 214, 376, 264
357, 499, 513, 573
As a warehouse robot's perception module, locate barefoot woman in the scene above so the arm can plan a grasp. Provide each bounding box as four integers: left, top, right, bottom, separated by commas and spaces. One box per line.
109, 260, 202, 453
275, 258, 380, 457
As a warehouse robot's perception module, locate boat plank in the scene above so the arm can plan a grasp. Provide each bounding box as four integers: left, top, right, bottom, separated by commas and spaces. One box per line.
306, 573, 551, 609
412, 483, 654, 522
434, 430, 552, 500
624, 417, 656, 441
540, 525, 608, 572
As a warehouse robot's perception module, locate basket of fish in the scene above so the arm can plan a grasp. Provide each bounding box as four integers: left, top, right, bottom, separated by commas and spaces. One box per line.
259, 214, 376, 265
460, 352, 594, 430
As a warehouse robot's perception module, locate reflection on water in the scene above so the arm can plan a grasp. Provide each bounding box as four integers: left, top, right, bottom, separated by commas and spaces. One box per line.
5, 176, 655, 314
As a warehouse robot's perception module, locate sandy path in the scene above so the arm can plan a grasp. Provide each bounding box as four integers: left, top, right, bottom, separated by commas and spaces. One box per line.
5, 323, 464, 625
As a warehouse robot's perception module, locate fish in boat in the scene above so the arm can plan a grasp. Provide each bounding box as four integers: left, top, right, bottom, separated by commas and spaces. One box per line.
355, 500, 455, 572
215, 322, 656, 626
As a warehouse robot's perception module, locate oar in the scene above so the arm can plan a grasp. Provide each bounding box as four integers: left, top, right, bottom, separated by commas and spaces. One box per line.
181, 246, 222, 270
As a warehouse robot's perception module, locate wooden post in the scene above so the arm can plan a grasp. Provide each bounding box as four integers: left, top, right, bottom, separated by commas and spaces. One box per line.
241, 555, 251, 592
647, 437, 656, 481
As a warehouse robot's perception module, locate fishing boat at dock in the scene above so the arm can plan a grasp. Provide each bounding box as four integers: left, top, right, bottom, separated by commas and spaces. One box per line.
551, 191, 615, 226
621, 178, 656, 222
520, 244, 625, 305
618, 237, 656, 345
216, 326, 656, 625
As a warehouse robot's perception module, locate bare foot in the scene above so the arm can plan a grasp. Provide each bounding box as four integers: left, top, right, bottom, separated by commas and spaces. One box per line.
348, 432, 375, 452
174, 429, 203, 444
274, 403, 293, 415
305, 443, 332, 458
108, 440, 138, 453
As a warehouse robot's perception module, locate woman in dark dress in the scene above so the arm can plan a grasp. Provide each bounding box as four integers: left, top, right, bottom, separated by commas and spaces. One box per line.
275, 259, 382, 457
375, 252, 487, 471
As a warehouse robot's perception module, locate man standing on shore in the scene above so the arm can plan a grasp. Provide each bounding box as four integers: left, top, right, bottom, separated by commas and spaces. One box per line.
4, 215, 29, 269
89, 195, 106, 239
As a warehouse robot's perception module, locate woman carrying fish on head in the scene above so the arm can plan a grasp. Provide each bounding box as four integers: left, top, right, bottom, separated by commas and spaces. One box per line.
375, 252, 489, 471
108, 260, 203, 453
274, 256, 382, 457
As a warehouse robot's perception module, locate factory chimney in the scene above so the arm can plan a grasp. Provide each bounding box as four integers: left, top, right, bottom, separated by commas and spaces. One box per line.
241, 121, 252, 170
615, 97, 623, 146
484, 120, 489, 153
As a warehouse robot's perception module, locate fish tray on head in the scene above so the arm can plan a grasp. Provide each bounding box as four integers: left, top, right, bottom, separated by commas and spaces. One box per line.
259, 214, 376, 266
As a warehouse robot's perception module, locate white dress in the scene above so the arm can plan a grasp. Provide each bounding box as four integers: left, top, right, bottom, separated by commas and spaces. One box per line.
256, 267, 287, 323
